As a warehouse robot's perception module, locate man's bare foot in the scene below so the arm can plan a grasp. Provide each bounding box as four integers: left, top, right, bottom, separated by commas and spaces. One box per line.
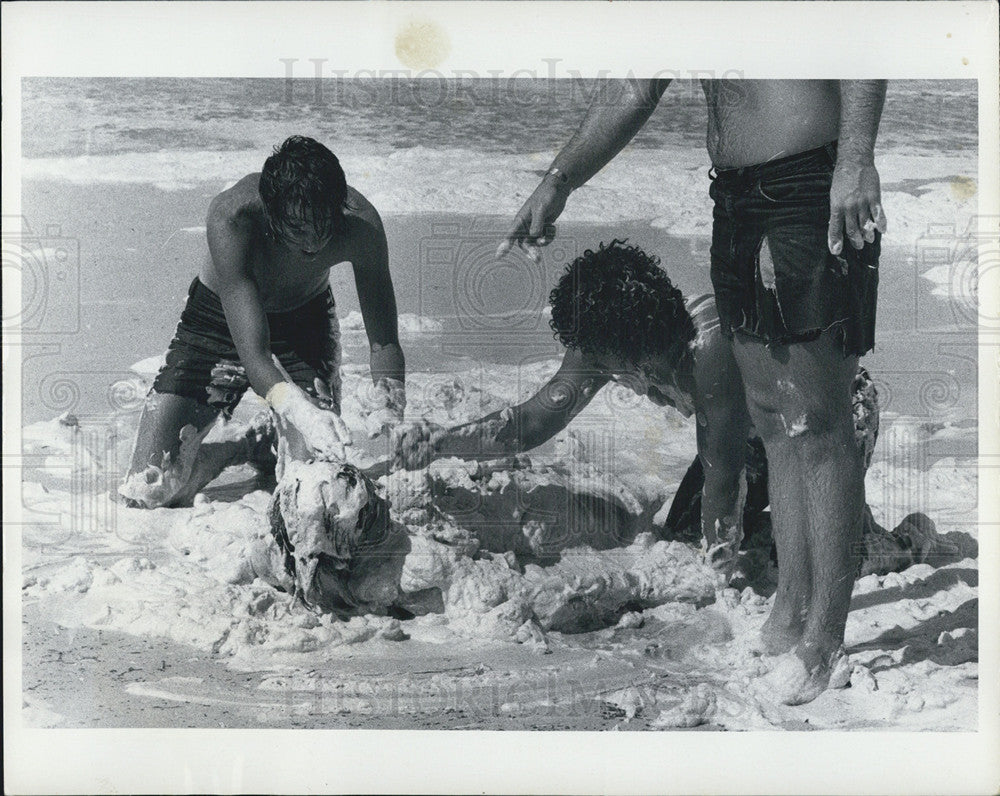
755, 644, 849, 706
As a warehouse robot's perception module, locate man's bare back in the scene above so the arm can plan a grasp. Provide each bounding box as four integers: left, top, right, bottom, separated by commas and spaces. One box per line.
702, 80, 840, 168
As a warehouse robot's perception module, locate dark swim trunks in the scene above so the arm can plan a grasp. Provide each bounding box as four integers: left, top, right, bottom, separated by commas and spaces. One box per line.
151, 277, 342, 416
708, 141, 880, 356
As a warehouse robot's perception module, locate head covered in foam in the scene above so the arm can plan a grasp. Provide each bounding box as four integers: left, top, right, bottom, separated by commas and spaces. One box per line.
268, 460, 389, 613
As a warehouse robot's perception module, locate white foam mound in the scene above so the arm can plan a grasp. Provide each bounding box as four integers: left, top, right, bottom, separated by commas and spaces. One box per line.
19, 359, 980, 729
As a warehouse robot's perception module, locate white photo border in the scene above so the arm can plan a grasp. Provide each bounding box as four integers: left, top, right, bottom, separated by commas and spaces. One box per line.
3, 2, 999, 794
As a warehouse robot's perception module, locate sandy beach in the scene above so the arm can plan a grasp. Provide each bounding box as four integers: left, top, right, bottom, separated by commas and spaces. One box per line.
14, 78, 983, 734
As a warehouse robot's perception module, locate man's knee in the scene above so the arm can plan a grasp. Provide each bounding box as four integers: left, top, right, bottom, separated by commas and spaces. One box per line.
120, 455, 204, 508
120, 422, 207, 508
746, 393, 857, 472
748, 368, 851, 435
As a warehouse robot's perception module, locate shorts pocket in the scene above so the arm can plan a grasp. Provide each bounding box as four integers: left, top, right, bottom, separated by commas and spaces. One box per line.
756, 172, 832, 204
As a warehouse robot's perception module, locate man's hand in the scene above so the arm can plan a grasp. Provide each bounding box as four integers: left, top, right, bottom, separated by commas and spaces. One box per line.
391, 418, 447, 470
830, 80, 889, 257
828, 159, 887, 256
496, 175, 572, 263
358, 377, 406, 439
267, 380, 353, 462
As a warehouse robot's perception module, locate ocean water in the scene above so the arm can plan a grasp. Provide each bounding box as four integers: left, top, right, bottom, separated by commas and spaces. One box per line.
22, 78, 977, 159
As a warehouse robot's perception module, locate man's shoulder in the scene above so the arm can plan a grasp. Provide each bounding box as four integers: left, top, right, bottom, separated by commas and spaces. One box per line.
689, 296, 740, 398
684, 292, 718, 323
685, 294, 722, 349
209, 174, 263, 230
561, 346, 605, 374
343, 186, 383, 230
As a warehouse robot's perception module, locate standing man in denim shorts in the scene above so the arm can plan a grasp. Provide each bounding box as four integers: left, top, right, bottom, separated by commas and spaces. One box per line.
498, 80, 887, 704
120, 136, 406, 509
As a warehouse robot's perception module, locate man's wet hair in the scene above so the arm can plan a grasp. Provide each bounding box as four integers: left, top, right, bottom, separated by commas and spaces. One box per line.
549, 239, 695, 365
259, 135, 348, 241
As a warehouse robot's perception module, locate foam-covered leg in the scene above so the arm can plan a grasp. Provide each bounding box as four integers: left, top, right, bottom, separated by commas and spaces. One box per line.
120, 393, 220, 508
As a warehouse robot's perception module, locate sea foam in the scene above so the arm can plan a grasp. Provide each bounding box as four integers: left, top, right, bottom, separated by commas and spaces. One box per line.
23, 145, 977, 247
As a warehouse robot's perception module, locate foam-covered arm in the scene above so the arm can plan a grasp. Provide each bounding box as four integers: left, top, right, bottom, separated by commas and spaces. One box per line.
390, 410, 523, 471
267, 381, 352, 461
393, 350, 609, 470
436, 406, 527, 461
360, 376, 407, 438
696, 402, 752, 574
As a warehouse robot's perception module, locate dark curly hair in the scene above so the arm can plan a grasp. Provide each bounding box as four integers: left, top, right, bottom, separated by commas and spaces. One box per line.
258, 135, 348, 241
549, 240, 695, 365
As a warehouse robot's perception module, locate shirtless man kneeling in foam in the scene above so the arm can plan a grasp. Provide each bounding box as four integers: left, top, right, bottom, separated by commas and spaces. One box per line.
120, 135, 406, 508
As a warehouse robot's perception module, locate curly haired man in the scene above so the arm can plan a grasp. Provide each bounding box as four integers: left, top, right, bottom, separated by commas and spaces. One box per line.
393, 239, 878, 606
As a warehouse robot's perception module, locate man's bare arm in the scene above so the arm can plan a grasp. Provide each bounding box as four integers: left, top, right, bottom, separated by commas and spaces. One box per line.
545, 78, 672, 191
393, 349, 609, 469
205, 195, 284, 398
697, 399, 751, 565
352, 213, 405, 384
350, 208, 406, 437
693, 335, 752, 568
498, 78, 672, 260
829, 80, 888, 254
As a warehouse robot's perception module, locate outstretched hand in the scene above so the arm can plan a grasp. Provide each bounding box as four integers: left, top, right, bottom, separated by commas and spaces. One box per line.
391, 418, 447, 471
496, 177, 571, 263
828, 160, 887, 255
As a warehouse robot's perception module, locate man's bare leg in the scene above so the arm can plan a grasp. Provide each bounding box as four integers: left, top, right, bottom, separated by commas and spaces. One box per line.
756, 433, 811, 655
123, 394, 278, 508
122, 393, 228, 508
732, 357, 812, 654
732, 332, 863, 702
167, 417, 276, 506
